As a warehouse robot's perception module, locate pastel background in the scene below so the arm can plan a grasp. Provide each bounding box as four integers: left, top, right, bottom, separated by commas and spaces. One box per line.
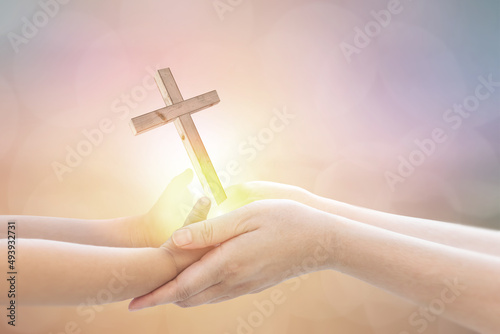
1, 0, 498, 333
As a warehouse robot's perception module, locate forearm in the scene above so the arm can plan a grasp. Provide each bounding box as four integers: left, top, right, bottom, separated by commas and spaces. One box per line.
327, 215, 500, 334
299, 191, 500, 257
0, 216, 136, 247
0, 238, 175, 306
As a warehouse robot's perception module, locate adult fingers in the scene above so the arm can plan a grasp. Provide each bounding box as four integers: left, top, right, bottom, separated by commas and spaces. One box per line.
128, 248, 224, 311
217, 184, 259, 213
174, 281, 274, 307
174, 283, 228, 308
208, 296, 232, 304
171, 205, 257, 249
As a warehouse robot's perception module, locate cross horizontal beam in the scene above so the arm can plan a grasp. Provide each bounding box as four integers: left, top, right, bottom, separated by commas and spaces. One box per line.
130, 90, 220, 136
130, 68, 227, 205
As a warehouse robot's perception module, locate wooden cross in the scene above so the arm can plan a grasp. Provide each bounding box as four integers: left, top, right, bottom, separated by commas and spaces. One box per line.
130, 68, 227, 204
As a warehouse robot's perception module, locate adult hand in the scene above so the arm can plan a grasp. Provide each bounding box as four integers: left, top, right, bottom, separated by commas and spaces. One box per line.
159, 196, 214, 276
128, 199, 338, 310
127, 196, 215, 311
216, 181, 311, 214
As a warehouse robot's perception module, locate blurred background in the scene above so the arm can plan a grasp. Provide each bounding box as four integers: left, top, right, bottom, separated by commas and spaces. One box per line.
0, 0, 498, 333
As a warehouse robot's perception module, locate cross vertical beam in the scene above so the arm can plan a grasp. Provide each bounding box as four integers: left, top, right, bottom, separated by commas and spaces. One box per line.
152, 68, 227, 204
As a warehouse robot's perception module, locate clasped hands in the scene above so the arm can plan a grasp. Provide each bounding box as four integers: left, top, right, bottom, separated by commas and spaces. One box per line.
123, 170, 500, 334
3, 169, 496, 332
127, 169, 335, 311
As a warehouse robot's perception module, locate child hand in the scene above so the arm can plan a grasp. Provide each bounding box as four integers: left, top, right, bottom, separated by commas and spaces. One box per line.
129, 196, 213, 310
129, 169, 198, 247
129, 199, 334, 310
160, 196, 213, 273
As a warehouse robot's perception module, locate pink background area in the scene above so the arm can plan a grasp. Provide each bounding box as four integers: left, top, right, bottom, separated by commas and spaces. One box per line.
0, 0, 498, 333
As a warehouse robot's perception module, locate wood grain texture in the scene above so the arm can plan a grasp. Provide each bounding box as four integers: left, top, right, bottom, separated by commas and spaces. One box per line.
130, 90, 220, 135
134, 68, 227, 204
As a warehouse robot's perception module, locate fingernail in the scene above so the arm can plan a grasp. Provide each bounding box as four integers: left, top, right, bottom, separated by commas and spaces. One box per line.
128, 304, 142, 312
172, 229, 192, 247
199, 197, 211, 207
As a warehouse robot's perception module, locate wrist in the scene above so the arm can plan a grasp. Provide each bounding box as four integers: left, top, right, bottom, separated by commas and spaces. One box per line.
132, 246, 178, 296
295, 188, 318, 207
289, 185, 314, 204
273, 201, 341, 273
119, 215, 150, 248
307, 209, 349, 272
304, 191, 350, 218
158, 242, 178, 272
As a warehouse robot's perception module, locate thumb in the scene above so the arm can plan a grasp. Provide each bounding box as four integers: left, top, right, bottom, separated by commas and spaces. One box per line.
171, 207, 255, 249
183, 197, 212, 227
